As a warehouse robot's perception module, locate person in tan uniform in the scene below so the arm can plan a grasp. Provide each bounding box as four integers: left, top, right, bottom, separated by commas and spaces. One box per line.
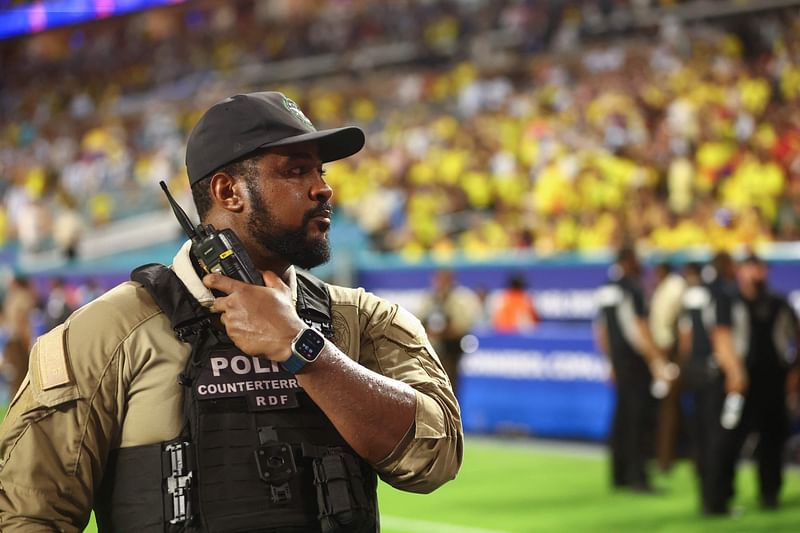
0, 275, 38, 399
419, 270, 483, 397
648, 262, 687, 472
0, 92, 463, 532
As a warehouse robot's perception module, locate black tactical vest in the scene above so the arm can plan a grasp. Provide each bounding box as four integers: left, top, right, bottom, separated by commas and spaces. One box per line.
94, 264, 378, 533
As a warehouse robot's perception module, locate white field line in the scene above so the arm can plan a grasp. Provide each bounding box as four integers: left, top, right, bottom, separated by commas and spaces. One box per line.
381, 514, 512, 533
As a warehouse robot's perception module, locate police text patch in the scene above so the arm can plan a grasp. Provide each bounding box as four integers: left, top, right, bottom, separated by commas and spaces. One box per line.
195, 348, 301, 411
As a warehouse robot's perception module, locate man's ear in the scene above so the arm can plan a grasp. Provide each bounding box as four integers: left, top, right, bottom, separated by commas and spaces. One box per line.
209, 172, 245, 213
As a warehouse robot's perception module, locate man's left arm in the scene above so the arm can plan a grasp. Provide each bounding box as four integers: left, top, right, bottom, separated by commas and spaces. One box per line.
348, 291, 463, 493
630, 284, 669, 378
779, 299, 800, 410
204, 272, 463, 493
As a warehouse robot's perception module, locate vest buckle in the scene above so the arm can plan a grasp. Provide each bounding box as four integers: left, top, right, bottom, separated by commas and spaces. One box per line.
270, 483, 292, 504
165, 441, 194, 524
175, 318, 212, 342
255, 442, 297, 504
255, 442, 297, 484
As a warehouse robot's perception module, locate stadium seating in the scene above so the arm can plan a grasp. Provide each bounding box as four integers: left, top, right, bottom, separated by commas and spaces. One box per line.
0, 0, 798, 265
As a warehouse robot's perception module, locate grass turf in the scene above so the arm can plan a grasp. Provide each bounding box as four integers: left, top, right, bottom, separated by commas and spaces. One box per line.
376, 437, 800, 533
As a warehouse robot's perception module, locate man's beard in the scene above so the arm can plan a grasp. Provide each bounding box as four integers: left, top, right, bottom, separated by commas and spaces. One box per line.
247, 192, 331, 270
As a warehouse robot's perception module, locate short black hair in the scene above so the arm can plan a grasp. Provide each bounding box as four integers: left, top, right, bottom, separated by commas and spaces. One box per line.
190, 153, 263, 220
190, 176, 212, 220
683, 261, 702, 277
508, 273, 528, 290
711, 251, 733, 273
741, 252, 764, 265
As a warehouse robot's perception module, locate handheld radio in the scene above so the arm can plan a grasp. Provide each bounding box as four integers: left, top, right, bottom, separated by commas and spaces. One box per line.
160, 181, 265, 286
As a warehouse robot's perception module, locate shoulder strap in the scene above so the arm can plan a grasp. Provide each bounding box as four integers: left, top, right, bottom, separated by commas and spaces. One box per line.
131, 263, 213, 342
132, 263, 332, 342
295, 269, 333, 338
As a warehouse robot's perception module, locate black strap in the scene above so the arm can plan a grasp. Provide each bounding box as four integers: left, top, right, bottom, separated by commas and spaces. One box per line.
131, 264, 214, 342
130, 263, 217, 529
295, 269, 333, 339
94, 444, 168, 533
134, 264, 333, 342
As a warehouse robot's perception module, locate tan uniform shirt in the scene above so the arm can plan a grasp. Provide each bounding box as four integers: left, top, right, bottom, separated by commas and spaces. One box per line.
0, 243, 463, 531
649, 273, 687, 351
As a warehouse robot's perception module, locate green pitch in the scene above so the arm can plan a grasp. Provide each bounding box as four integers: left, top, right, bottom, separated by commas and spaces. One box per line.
76, 436, 799, 532
376, 437, 800, 532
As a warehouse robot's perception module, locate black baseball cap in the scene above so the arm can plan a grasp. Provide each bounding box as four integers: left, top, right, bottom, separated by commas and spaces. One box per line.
185, 91, 365, 185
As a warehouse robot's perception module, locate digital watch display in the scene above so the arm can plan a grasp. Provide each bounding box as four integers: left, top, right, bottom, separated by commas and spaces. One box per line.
281, 328, 325, 374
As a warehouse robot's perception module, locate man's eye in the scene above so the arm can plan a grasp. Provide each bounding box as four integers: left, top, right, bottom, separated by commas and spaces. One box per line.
287, 166, 325, 177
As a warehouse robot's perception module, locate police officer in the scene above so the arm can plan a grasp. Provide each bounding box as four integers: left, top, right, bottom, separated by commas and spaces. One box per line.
418, 270, 483, 398
677, 253, 747, 514
706, 253, 800, 512
0, 92, 463, 532
595, 247, 671, 492
649, 262, 687, 472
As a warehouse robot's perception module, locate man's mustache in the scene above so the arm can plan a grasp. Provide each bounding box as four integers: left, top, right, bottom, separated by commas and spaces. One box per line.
303, 204, 333, 225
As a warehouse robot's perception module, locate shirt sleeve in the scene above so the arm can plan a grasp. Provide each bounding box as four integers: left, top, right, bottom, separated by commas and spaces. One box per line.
714, 289, 734, 327
353, 290, 463, 494
444, 287, 483, 336
0, 321, 121, 532
649, 277, 686, 350
629, 281, 647, 318
776, 297, 800, 369
0, 281, 170, 531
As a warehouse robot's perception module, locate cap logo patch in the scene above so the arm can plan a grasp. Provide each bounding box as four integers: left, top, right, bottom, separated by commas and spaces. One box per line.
283, 96, 316, 131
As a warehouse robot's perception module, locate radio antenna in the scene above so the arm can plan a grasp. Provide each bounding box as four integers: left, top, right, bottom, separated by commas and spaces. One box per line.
160, 180, 198, 241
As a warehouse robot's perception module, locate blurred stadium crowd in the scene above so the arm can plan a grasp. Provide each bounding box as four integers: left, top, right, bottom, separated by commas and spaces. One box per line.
0, 1, 799, 521
1, 0, 800, 263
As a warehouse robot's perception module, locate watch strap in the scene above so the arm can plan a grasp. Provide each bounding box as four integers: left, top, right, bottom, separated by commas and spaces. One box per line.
280, 351, 309, 374
281, 328, 324, 374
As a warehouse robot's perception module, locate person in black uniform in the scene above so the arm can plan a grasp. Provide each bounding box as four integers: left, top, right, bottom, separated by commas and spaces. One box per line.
677, 253, 748, 514
706, 253, 800, 512
595, 247, 671, 492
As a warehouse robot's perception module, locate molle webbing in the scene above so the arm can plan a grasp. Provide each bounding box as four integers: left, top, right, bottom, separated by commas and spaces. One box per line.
131, 263, 213, 341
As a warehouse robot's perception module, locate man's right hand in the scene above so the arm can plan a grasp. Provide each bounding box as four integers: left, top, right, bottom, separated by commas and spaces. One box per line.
203, 271, 307, 362
648, 358, 679, 398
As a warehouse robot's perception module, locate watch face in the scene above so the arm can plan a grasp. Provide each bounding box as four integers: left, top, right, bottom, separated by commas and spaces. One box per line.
294, 328, 325, 361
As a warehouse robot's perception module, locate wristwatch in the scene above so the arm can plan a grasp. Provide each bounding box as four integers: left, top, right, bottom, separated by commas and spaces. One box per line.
281, 328, 325, 374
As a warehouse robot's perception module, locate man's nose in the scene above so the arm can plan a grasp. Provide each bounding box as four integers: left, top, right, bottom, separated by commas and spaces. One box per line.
311, 173, 333, 203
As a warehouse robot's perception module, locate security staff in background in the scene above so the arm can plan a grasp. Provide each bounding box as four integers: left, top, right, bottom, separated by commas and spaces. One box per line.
0, 92, 463, 532
419, 269, 482, 398
706, 253, 800, 513
595, 246, 672, 492
649, 262, 687, 472
0, 275, 38, 400
677, 253, 746, 514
